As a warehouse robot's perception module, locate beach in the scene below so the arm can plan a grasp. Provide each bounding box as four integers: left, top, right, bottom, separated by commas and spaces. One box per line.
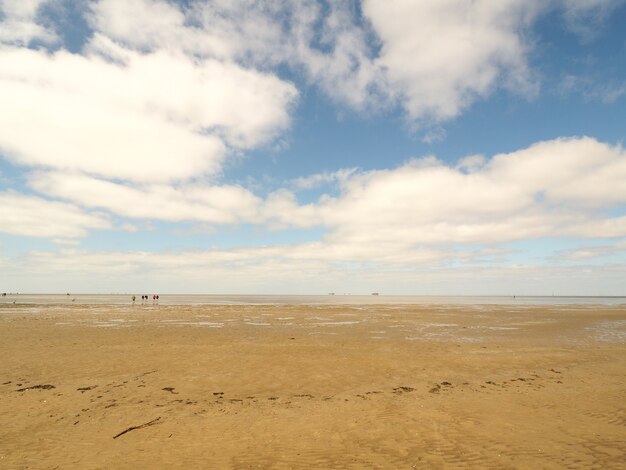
1, 302, 625, 469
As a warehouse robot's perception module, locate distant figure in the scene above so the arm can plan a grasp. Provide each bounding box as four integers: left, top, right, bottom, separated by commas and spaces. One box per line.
132, 295, 136, 304
156, 295, 159, 300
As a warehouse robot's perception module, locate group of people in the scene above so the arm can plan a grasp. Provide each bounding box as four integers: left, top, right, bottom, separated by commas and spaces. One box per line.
131, 294, 160, 303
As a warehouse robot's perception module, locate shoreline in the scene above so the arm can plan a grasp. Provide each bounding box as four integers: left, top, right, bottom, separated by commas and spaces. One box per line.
2, 293, 626, 307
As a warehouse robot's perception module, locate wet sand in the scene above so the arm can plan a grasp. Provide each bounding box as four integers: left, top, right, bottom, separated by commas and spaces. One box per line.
1, 303, 625, 469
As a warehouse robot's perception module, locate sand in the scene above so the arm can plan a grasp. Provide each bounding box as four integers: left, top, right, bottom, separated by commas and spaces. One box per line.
1, 302, 625, 469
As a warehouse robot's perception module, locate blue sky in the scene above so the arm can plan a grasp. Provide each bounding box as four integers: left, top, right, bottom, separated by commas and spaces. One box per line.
1, 0, 625, 295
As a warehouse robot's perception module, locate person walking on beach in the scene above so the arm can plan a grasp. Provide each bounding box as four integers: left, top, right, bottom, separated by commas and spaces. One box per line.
132, 295, 136, 304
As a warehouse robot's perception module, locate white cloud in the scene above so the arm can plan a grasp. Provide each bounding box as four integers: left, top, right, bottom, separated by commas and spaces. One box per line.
4, 0, 621, 134
362, 0, 540, 121
560, 0, 625, 39
292, 168, 357, 190
554, 240, 626, 260
88, 0, 235, 59
278, 1, 386, 111
560, 75, 626, 104
0, 41, 297, 182
107, 0, 540, 120
88, 0, 282, 62
266, 137, 626, 246
3, 246, 625, 295
0, 0, 57, 45
29, 171, 263, 224
489, 137, 626, 206
0, 243, 454, 292
152, 0, 546, 120
27, 136, 626, 258
89, 0, 385, 111
456, 154, 487, 172
0, 191, 110, 239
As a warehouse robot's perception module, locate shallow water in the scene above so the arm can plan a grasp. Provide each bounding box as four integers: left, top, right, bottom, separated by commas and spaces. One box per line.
1, 293, 625, 306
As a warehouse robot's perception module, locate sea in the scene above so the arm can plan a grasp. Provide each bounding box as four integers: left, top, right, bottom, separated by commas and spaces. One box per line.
1, 294, 625, 306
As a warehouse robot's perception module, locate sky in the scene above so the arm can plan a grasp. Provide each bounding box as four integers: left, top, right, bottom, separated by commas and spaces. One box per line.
0, 0, 625, 295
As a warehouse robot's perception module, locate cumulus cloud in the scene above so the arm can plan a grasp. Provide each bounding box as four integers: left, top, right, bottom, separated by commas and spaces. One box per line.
0, 191, 110, 239
29, 171, 263, 224
3, 0, 621, 140
2, 0, 619, 194
0, 0, 57, 45
88, 0, 233, 59
0, 39, 297, 182
87, 0, 546, 121
89, 0, 384, 111
2, 0, 625, 270
28, 137, 626, 254
266, 137, 626, 246
362, 0, 540, 121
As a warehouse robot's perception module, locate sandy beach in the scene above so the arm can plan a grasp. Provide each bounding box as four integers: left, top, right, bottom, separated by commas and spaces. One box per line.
1, 302, 625, 469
